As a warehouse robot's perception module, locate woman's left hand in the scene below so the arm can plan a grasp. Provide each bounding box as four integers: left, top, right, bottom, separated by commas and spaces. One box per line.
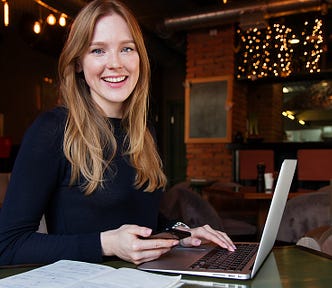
179, 224, 236, 251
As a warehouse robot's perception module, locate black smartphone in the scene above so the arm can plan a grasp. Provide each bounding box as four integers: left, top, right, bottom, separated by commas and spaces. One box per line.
147, 228, 191, 240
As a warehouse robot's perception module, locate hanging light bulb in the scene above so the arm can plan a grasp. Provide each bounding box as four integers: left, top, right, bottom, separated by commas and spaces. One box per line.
46, 13, 56, 25
33, 20, 41, 34
223, 0, 227, 3
58, 13, 67, 27
3, 1, 9, 27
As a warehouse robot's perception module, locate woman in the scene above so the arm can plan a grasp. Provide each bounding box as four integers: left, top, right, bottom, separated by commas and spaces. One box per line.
0, 0, 235, 265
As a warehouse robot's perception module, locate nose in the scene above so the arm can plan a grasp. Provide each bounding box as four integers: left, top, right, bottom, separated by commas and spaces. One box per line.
106, 51, 122, 69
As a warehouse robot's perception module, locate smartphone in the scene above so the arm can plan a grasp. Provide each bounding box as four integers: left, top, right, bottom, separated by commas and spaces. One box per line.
147, 228, 191, 240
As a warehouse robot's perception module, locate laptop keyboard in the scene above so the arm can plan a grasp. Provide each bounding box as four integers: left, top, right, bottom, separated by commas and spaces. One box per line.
190, 244, 258, 272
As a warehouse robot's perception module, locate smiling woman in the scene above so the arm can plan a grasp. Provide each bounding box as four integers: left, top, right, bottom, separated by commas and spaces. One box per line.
0, 0, 235, 267
0, 0, 171, 265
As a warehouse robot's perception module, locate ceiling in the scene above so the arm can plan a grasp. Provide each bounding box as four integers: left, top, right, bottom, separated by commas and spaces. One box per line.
6, 0, 332, 56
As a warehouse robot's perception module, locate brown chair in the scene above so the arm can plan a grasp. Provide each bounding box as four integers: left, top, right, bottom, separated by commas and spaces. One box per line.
297, 149, 332, 189
295, 184, 332, 257
0, 137, 12, 158
296, 226, 332, 257
277, 185, 331, 244
160, 182, 256, 238
297, 149, 332, 181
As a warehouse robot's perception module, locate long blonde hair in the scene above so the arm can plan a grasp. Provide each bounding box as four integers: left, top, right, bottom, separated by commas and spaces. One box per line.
58, 0, 167, 194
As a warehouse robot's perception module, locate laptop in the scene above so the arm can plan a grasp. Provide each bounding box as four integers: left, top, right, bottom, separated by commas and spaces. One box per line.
180, 252, 281, 288
138, 159, 297, 280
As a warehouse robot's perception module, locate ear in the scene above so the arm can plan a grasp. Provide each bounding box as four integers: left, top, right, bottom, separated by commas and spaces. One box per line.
75, 61, 83, 73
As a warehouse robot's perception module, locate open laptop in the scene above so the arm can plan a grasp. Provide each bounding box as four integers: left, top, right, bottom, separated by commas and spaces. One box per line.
181, 252, 282, 288
138, 159, 297, 280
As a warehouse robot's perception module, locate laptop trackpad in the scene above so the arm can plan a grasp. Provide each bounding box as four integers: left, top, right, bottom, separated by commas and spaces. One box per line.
139, 245, 212, 270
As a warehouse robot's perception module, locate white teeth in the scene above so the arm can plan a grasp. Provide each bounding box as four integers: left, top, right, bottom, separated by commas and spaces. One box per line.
103, 76, 126, 83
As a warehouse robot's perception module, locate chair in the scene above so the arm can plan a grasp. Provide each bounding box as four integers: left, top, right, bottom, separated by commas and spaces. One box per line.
0, 137, 11, 158
160, 182, 256, 239
202, 181, 258, 225
280, 184, 332, 257
238, 150, 274, 185
0, 137, 12, 173
296, 226, 332, 257
297, 149, 332, 189
277, 185, 331, 244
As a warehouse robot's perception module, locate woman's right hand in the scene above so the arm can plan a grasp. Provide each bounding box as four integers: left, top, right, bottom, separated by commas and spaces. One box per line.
100, 224, 179, 264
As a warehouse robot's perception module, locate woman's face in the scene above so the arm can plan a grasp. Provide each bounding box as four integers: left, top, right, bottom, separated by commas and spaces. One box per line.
80, 13, 140, 118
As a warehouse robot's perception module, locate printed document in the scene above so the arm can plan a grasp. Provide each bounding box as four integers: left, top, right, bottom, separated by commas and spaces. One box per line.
0, 260, 182, 288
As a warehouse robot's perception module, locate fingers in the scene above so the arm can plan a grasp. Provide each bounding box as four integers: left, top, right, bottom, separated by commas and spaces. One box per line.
125, 224, 152, 238
203, 225, 236, 250
181, 225, 236, 252
101, 224, 180, 265
127, 238, 179, 265
138, 238, 179, 250
128, 245, 173, 265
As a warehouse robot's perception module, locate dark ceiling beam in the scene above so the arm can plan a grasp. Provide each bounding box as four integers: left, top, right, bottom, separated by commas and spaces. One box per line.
164, 0, 331, 30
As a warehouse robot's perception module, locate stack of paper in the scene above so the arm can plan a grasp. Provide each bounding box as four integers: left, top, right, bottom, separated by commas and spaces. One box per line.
0, 260, 182, 288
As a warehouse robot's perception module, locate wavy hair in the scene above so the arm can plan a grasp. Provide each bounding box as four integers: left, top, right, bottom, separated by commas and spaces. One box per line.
58, 0, 167, 194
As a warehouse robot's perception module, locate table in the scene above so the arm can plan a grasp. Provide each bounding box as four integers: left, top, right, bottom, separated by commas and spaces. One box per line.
202, 185, 313, 235
0, 246, 331, 287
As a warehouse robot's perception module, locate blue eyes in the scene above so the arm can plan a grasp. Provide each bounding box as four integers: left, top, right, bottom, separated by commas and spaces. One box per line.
91, 48, 103, 55
91, 47, 134, 55
121, 47, 134, 53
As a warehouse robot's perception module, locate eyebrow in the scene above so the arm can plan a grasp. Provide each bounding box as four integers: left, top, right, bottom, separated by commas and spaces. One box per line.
89, 40, 136, 46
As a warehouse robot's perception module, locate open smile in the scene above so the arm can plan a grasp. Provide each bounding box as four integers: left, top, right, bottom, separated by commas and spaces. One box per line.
102, 76, 127, 83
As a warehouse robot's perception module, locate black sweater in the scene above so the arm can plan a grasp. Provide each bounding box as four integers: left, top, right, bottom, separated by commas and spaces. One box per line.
0, 107, 163, 265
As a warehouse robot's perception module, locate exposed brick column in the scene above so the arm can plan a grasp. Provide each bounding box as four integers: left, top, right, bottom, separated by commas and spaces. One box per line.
185, 26, 236, 181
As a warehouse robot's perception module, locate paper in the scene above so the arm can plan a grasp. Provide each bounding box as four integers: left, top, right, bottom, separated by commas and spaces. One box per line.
0, 260, 182, 288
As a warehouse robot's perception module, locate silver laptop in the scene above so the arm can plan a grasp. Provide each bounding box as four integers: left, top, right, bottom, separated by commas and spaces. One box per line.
181, 252, 281, 288
138, 159, 297, 280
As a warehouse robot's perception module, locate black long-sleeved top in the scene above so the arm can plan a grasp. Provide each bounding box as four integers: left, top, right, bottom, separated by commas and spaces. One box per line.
0, 107, 163, 265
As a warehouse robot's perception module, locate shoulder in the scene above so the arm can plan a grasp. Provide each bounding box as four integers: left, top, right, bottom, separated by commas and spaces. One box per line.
32, 106, 67, 129
23, 106, 68, 149
28, 107, 67, 135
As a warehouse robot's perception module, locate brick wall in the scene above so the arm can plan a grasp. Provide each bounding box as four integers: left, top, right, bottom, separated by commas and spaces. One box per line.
185, 26, 236, 181
185, 25, 284, 181
186, 28, 234, 79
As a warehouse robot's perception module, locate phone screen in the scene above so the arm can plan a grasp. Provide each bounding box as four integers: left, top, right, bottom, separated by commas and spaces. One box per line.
147, 228, 191, 240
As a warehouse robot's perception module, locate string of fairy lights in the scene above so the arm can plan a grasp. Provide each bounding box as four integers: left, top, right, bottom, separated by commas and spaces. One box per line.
236, 17, 324, 80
